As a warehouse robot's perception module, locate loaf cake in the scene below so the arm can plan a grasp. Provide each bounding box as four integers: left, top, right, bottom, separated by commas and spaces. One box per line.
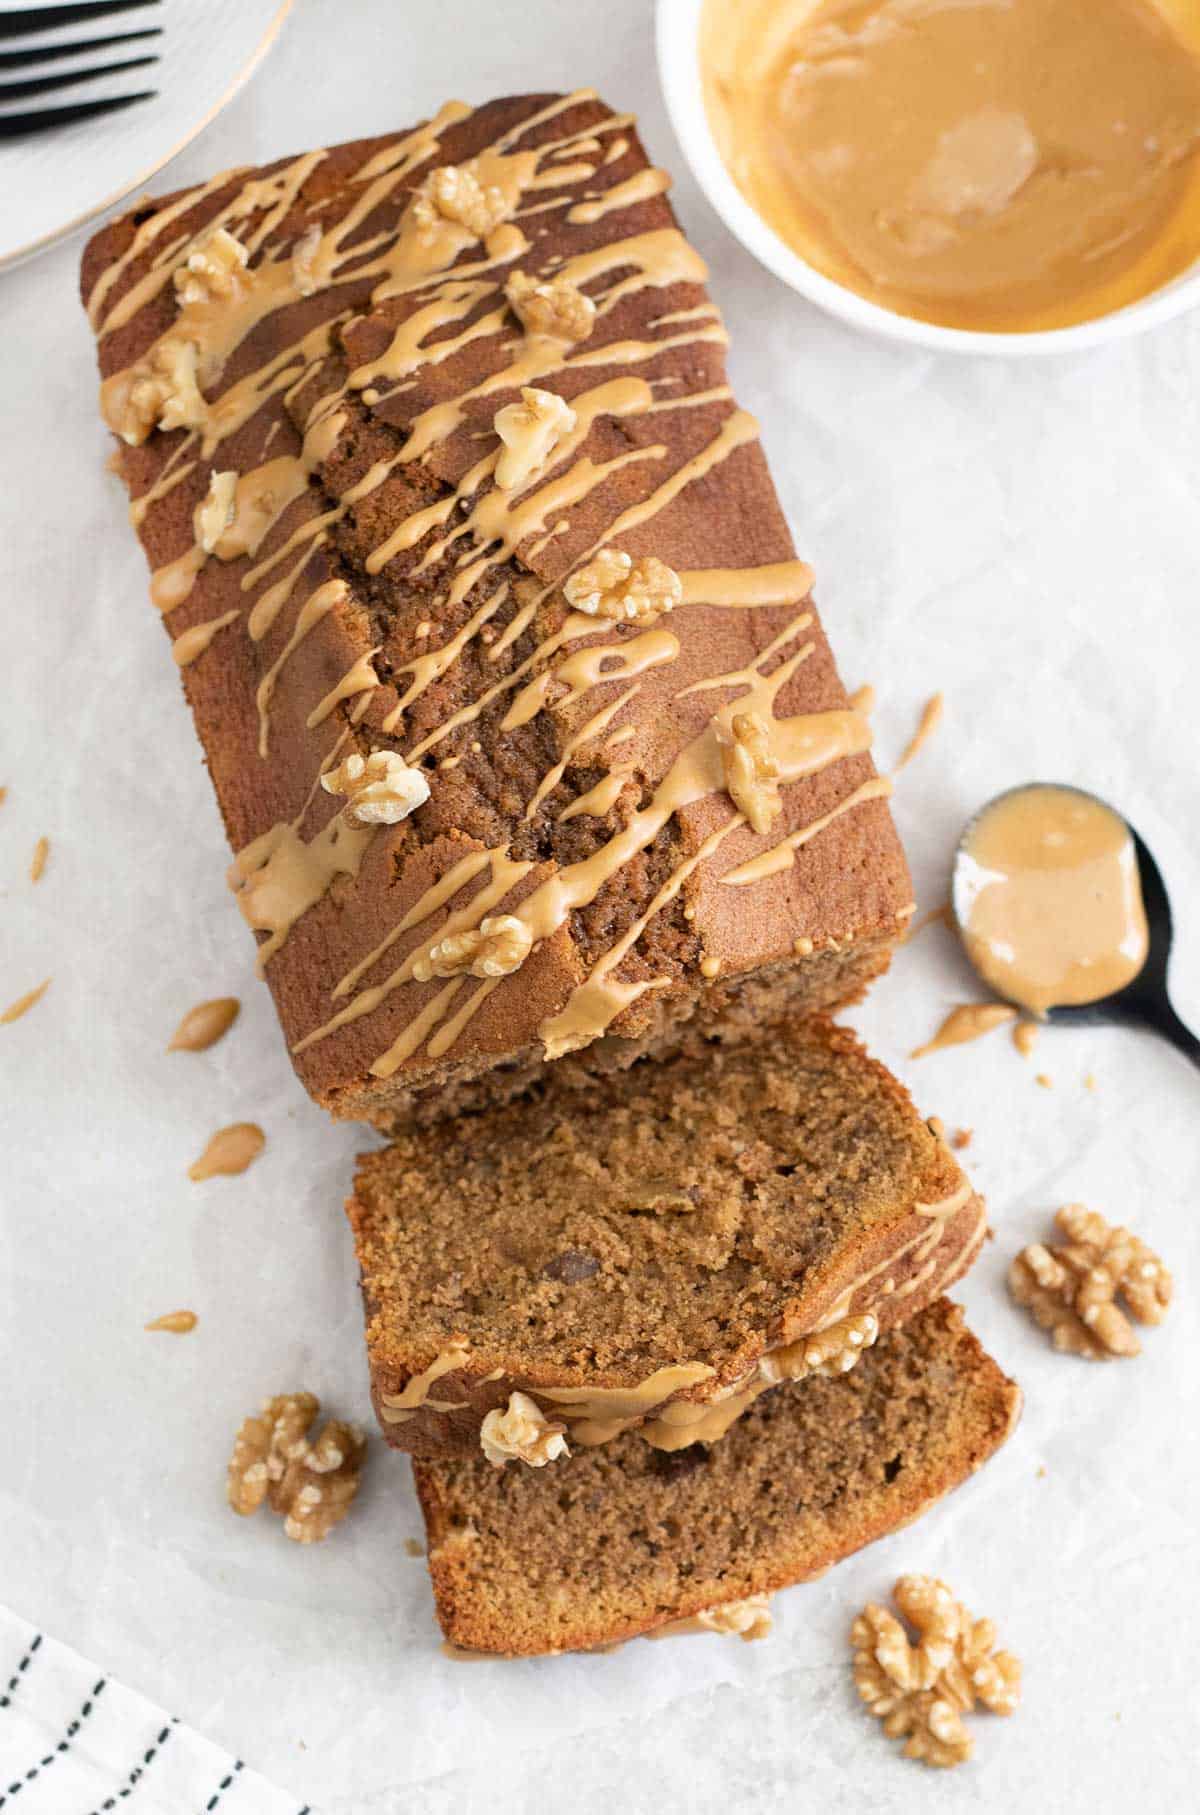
81, 90, 911, 1128
414, 1300, 1020, 1655
348, 1017, 987, 1457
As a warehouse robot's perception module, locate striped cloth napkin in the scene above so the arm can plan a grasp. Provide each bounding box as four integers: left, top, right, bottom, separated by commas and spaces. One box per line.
0, 1607, 308, 1814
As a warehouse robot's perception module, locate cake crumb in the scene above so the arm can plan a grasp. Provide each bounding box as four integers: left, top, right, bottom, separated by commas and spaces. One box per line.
1035, 1073, 1052, 1089
2, 978, 50, 1026
404, 1537, 425, 1557
29, 836, 49, 883
1084, 1073, 1097, 1091
951, 1128, 972, 1150
1013, 1020, 1039, 1057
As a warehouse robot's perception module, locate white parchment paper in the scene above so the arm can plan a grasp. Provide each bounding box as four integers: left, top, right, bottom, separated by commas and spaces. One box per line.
2, 3, 1198, 1809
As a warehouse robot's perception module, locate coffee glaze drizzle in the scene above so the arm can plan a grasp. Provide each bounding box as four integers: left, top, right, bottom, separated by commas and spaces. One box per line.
91, 92, 895, 1086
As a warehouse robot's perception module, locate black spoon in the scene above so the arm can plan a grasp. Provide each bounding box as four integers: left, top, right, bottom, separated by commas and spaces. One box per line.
951, 784, 1200, 1073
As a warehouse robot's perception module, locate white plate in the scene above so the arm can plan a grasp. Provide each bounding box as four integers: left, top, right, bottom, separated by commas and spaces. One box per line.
0, 0, 294, 271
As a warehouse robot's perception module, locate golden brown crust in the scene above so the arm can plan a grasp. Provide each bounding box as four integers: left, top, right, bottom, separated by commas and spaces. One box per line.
413, 1301, 1021, 1655
347, 1017, 988, 1458
81, 93, 911, 1126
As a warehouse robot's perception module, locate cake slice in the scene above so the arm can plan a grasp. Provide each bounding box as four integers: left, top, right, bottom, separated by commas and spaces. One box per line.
81, 90, 911, 1130
414, 1300, 1020, 1655
347, 1018, 988, 1458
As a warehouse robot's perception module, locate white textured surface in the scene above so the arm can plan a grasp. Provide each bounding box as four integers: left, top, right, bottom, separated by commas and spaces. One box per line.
2, 1, 1198, 1809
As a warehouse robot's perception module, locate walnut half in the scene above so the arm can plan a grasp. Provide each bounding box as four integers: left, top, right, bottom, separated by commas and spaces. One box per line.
852, 1575, 1020, 1769
564, 549, 682, 628
1009, 1203, 1172, 1359
505, 270, 597, 344
760, 1312, 879, 1384
413, 913, 533, 982
721, 710, 782, 836
414, 163, 511, 241
480, 1392, 569, 1468
320, 749, 430, 826
227, 1392, 366, 1544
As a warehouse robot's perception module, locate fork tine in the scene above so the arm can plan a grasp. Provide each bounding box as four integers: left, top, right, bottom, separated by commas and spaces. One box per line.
0, 88, 154, 137
0, 2, 160, 43
0, 28, 161, 71
0, 53, 157, 103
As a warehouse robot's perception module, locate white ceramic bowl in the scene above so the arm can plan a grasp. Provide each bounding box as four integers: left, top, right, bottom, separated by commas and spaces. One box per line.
656, 0, 1200, 356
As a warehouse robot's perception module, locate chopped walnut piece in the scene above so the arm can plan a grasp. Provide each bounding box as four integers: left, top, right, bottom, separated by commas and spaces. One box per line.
696, 1594, 773, 1641
564, 548, 682, 627
721, 710, 783, 835
493, 387, 576, 491
194, 470, 238, 554
414, 163, 512, 240
227, 1391, 366, 1544
414, 913, 533, 982
852, 1575, 1020, 1769
320, 749, 430, 826
1008, 1203, 1172, 1359
761, 1312, 880, 1384
480, 1392, 569, 1468
505, 269, 596, 343
111, 336, 208, 445
173, 227, 249, 307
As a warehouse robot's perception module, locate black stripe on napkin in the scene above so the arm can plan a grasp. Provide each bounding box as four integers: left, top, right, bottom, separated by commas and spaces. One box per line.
203, 1757, 244, 1808
0, 1634, 42, 1711
86, 1717, 178, 1812
0, 1675, 106, 1807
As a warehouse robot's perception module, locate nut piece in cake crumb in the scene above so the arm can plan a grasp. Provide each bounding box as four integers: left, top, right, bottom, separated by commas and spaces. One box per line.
320, 749, 430, 826
564, 548, 682, 627
493, 387, 576, 491
505, 269, 596, 343
414, 913, 533, 982
1008, 1203, 1172, 1359
194, 470, 238, 554
414, 164, 511, 240
721, 710, 783, 836
696, 1594, 773, 1641
227, 1391, 366, 1543
173, 227, 248, 307
852, 1575, 1020, 1768
761, 1312, 879, 1384
480, 1392, 569, 1468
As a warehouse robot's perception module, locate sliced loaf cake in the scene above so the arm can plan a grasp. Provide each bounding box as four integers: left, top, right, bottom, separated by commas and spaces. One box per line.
413, 1300, 1020, 1655
347, 1018, 988, 1458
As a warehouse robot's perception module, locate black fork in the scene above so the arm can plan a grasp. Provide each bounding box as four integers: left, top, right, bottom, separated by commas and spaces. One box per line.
0, 0, 160, 139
